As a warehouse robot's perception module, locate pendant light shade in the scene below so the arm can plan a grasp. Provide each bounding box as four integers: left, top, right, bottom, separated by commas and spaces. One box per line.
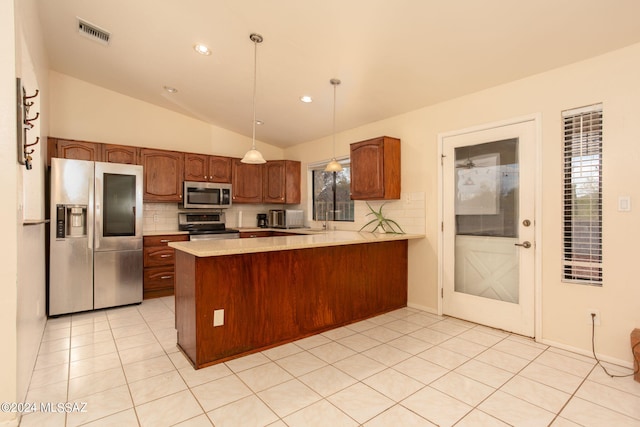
325, 78, 343, 172
241, 33, 266, 164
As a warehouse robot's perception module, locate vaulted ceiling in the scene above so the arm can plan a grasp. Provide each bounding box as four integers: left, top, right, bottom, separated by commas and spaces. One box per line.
36, 0, 640, 147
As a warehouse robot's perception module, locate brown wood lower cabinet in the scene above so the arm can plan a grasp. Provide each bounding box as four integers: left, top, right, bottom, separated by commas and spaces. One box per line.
238, 230, 292, 238
174, 240, 408, 368
143, 234, 189, 299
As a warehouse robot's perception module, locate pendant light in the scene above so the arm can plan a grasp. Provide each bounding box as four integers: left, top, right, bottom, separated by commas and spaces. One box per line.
325, 78, 343, 172
241, 33, 266, 164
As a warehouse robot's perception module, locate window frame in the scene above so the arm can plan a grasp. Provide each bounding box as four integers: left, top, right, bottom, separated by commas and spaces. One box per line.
308, 158, 354, 223
562, 103, 603, 286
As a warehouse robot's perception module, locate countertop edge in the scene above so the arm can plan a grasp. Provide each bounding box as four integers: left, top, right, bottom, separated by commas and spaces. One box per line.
169, 231, 424, 257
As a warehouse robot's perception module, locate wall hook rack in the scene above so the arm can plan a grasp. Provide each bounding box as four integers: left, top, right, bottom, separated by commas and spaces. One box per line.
16, 78, 40, 170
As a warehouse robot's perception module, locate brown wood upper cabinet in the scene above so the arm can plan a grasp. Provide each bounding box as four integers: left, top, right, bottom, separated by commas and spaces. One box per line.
140, 148, 184, 202
49, 138, 140, 165
51, 138, 102, 163
102, 144, 139, 164
350, 136, 401, 200
184, 153, 232, 183
231, 159, 263, 203
263, 160, 301, 204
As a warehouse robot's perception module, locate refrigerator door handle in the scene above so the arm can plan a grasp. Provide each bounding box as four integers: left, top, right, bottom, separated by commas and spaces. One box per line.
88, 180, 94, 250
94, 202, 100, 250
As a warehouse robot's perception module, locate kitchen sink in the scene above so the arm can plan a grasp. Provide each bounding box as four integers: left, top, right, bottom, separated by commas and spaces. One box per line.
300, 228, 327, 234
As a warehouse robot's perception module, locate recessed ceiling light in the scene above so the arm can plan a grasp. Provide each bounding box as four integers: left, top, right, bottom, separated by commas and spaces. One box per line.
163, 86, 178, 93
194, 44, 211, 56
255, 120, 264, 125
300, 95, 313, 103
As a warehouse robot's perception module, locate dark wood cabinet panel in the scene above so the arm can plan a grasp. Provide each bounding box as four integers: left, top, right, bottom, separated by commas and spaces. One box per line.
102, 144, 138, 164
54, 138, 102, 162
175, 240, 408, 368
209, 156, 232, 183
350, 136, 401, 200
143, 234, 189, 299
263, 160, 301, 204
143, 246, 176, 267
184, 154, 232, 183
231, 159, 263, 203
140, 148, 184, 202
184, 154, 208, 182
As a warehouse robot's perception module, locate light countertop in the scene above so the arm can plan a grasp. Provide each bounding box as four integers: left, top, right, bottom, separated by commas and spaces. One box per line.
168, 230, 424, 257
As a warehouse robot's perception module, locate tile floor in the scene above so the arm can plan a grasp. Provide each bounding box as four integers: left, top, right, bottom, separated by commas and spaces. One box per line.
19, 297, 640, 426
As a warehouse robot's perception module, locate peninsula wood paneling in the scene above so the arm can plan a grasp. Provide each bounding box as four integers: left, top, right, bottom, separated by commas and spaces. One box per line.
174, 240, 408, 368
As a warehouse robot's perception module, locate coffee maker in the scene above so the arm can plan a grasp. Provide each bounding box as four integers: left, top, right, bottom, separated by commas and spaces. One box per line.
257, 213, 268, 228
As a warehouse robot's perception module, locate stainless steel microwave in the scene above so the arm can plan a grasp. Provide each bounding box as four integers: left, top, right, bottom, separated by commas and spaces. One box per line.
182, 181, 232, 209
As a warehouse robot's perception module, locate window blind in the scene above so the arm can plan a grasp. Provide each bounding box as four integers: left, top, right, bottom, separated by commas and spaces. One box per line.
562, 104, 603, 285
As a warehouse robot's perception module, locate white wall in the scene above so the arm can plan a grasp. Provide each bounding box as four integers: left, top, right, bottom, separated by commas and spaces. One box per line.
49, 71, 284, 160
286, 42, 640, 365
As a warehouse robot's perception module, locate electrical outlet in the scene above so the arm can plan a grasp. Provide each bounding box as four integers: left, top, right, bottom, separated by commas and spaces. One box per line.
153, 214, 159, 223
587, 309, 601, 326
213, 309, 224, 327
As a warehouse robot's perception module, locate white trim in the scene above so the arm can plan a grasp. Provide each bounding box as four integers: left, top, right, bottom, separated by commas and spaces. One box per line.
407, 302, 439, 315
437, 113, 542, 340
562, 103, 603, 117
533, 113, 543, 343
539, 338, 634, 370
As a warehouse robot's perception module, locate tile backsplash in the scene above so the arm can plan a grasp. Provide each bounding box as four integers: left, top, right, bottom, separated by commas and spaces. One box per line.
143, 191, 425, 235
143, 203, 180, 232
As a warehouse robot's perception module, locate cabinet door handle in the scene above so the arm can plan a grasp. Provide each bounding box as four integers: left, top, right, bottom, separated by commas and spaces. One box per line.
160, 239, 170, 243
159, 254, 172, 258
160, 275, 172, 280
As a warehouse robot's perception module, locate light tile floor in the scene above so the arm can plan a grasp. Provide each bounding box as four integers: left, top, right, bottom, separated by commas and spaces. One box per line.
19, 297, 640, 426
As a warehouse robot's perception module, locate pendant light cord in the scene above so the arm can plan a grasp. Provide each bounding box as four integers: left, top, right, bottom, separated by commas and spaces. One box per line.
251, 35, 259, 150
332, 80, 337, 157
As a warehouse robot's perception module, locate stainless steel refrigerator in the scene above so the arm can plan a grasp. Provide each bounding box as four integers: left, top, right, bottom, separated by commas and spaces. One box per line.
49, 158, 143, 316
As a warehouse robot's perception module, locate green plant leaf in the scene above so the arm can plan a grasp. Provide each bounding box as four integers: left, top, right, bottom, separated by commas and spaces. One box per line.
359, 202, 405, 234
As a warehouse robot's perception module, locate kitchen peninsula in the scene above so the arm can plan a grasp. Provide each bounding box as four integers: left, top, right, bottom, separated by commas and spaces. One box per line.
170, 231, 423, 369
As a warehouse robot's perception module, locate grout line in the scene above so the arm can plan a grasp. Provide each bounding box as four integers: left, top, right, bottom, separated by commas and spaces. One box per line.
24, 301, 640, 426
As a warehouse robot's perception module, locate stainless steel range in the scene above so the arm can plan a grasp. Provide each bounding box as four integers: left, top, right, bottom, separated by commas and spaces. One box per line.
178, 211, 240, 241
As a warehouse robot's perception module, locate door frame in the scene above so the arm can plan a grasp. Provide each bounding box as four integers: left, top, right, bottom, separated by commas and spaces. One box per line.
437, 113, 543, 339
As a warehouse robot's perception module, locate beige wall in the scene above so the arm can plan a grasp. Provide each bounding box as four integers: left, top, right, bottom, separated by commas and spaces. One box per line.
1, 0, 18, 422
12, 0, 51, 421
49, 71, 284, 160
286, 42, 640, 365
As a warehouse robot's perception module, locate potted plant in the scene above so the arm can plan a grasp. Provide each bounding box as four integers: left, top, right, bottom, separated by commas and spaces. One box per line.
360, 202, 405, 234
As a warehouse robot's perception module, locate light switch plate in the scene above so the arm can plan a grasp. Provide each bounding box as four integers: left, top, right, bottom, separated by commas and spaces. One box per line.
618, 196, 631, 212
213, 309, 224, 327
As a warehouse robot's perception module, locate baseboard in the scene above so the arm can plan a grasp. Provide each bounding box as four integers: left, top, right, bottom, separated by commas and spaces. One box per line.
407, 302, 438, 315
539, 338, 634, 370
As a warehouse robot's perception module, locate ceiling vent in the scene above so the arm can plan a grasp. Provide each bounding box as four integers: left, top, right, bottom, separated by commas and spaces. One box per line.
77, 18, 111, 45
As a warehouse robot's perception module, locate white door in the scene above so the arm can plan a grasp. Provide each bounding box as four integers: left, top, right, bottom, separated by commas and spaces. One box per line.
441, 118, 536, 337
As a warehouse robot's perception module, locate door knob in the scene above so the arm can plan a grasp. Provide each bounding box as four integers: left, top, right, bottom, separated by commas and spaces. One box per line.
514, 241, 532, 249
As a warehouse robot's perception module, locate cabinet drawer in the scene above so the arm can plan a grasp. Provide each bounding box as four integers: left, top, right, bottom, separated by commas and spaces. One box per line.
144, 247, 176, 267
144, 234, 189, 247
143, 266, 175, 290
